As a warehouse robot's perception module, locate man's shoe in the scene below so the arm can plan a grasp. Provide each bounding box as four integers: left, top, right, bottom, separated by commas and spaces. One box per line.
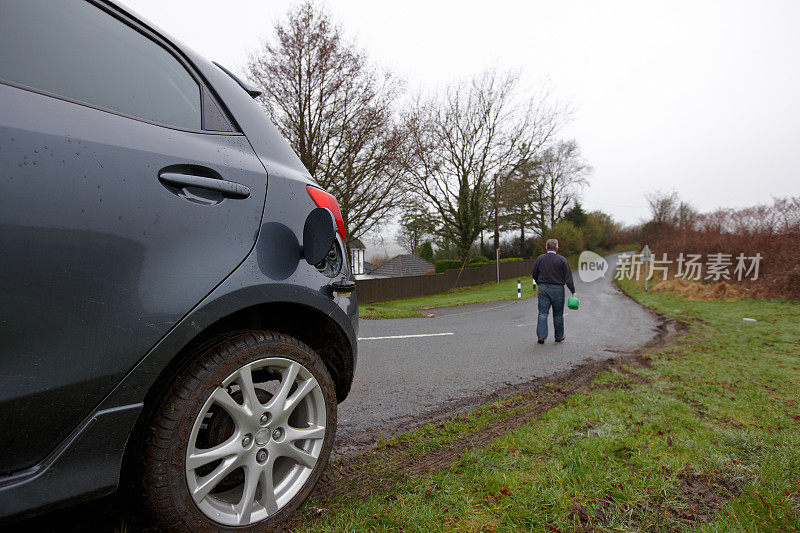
555, 335, 566, 342
537, 337, 545, 344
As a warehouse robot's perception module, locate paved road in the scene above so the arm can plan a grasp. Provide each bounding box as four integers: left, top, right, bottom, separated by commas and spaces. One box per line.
335, 254, 660, 451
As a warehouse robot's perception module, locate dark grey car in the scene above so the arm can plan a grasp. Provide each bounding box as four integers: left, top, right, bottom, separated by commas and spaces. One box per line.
0, 1, 357, 530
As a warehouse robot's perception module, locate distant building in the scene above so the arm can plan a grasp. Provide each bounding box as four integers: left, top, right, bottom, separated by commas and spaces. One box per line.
349, 238, 366, 276
363, 261, 378, 275
369, 254, 434, 278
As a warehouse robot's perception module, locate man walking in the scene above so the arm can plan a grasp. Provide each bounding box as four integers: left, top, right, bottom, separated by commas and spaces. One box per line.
531, 239, 577, 344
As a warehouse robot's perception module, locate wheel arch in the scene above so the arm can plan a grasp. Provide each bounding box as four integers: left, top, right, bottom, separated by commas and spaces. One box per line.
126, 302, 355, 444
147, 300, 356, 405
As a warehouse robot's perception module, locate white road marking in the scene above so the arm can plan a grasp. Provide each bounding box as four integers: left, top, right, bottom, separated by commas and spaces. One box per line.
358, 332, 455, 341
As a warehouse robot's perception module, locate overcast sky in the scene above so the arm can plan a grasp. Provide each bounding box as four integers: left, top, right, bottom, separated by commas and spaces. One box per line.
125, 0, 799, 232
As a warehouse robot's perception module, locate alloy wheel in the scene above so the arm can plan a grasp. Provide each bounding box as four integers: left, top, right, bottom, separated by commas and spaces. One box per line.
185, 357, 326, 526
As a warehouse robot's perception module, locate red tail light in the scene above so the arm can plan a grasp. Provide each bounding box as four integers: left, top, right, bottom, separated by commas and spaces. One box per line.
306, 186, 346, 244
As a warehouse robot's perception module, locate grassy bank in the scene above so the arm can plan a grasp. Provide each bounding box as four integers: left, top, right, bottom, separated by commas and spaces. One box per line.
299, 280, 800, 531
359, 277, 536, 319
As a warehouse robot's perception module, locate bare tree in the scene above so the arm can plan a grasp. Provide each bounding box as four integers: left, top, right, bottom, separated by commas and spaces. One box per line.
246, 1, 406, 239
403, 68, 567, 260
366, 253, 390, 267
538, 140, 591, 228
676, 201, 698, 229
645, 190, 680, 225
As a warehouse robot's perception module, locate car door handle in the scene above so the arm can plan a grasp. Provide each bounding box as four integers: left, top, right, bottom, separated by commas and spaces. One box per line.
158, 172, 250, 199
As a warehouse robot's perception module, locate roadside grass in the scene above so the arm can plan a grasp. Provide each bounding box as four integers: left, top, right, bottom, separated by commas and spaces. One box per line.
298, 279, 800, 531
359, 277, 535, 319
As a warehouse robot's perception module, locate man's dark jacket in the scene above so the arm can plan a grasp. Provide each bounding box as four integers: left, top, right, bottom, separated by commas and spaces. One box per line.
531, 252, 576, 293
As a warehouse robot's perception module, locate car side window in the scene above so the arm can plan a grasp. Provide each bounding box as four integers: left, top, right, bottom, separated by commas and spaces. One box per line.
0, 0, 202, 130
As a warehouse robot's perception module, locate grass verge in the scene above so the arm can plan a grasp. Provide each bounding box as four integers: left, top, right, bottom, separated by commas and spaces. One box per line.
359, 277, 536, 319
295, 279, 800, 531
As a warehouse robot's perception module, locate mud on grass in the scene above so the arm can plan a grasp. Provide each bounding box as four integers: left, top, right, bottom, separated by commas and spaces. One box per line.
289, 282, 800, 532
315, 354, 661, 502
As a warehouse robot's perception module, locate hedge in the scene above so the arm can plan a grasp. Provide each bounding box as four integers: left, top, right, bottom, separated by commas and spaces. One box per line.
434, 257, 524, 273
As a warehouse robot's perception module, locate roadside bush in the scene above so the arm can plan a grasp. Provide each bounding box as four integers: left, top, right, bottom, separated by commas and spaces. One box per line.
433, 254, 511, 273
433, 241, 459, 261
435, 259, 466, 273
583, 211, 617, 250
611, 224, 643, 249
647, 196, 800, 299
469, 255, 491, 265
546, 220, 584, 255
497, 237, 535, 259
529, 236, 545, 257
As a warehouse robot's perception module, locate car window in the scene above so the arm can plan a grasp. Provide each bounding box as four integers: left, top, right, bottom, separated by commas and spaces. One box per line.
0, 0, 202, 130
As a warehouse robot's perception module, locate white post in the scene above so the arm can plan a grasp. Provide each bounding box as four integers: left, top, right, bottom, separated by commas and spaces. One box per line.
517, 279, 521, 299
496, 248, 500, 284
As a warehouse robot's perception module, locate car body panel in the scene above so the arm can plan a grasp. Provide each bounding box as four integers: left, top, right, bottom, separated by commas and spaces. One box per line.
0, 176, 357, 517
0, 0, 357, 521
0, 404, 142, 519
0, 82, 269, 473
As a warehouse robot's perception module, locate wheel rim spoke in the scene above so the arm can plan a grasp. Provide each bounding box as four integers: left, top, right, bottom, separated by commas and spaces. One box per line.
276, 442, 319, 469
192, 456, 238, 502
186, 435, 240, 471
210, 387, 248, 425
237, 364, 262, 414
266, 362, 299, 412
283, 376, 318, 415
260, 460, 279, 515
234, 466, 260, 525
286, 424, 325, 443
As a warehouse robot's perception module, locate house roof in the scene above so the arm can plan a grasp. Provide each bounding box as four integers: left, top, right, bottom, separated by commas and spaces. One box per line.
349, 237, 365, 250
370, 254, 434, 278
363, 261, 378, 274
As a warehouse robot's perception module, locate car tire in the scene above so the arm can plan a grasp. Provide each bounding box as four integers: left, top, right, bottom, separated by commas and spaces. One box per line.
141, 331, 336, 532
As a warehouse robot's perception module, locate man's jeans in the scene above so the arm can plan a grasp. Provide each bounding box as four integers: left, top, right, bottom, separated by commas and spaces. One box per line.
537, 283, 565, 341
